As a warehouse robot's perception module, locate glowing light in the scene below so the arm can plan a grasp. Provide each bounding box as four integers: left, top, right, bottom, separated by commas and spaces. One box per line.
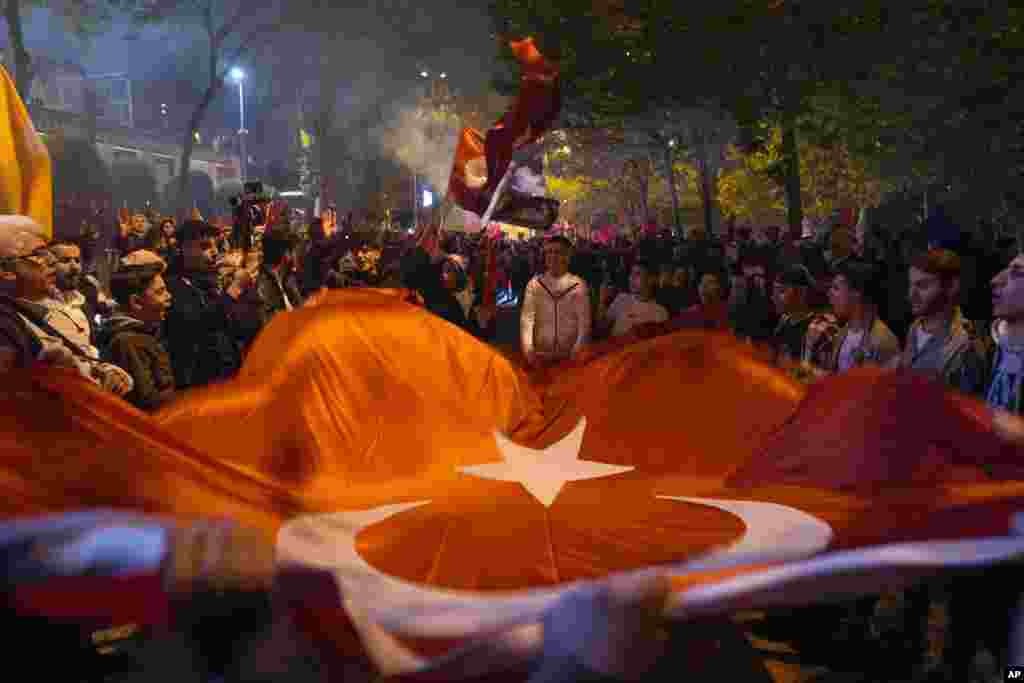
422, 189, 434, 208
230, 67, 245, 81
440, 72, 447, 79
420, 70, 429, 78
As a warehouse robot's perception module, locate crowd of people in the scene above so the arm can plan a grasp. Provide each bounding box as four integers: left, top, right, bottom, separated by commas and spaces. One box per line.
3, 199, 1024, 681
3, 200, 1022, 419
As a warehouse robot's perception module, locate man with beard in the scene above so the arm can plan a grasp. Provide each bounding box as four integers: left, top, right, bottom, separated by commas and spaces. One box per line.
48, 239, 97, 346
892, 248, 987, 395
164, 220, 250, 390
0, 216, 132, 395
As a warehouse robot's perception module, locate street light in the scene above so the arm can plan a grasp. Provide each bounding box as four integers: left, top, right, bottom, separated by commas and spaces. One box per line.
230, 67, 247, 182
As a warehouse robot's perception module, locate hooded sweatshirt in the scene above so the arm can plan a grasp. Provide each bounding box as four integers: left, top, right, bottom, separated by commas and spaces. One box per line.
105, 314, 175, 411
987, 320, 1024, 414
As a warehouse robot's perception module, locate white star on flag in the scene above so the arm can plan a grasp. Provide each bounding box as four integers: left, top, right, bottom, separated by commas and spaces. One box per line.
458, 418, 634, 507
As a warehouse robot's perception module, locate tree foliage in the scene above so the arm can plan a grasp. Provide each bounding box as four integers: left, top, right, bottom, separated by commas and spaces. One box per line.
489, 0, 1024, 232
3, 0, 118, 98
718, 123, 883, 225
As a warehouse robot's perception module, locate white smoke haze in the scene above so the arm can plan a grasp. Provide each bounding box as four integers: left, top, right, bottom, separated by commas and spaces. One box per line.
372, 103, 458, 198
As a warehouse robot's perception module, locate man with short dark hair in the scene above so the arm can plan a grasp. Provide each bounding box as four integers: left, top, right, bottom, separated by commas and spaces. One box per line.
892, 248, 987, 395
770, 264, 816, 365
597, 260, 668, 338
826, 259, 900, 372
164, 220, 249, 390
729, 249, 779, 343
48, 238, 97, 348
520, 236, 591, 366
107, 251, 175, 410
987, 252, 1024, 413
257, 229, 303, 320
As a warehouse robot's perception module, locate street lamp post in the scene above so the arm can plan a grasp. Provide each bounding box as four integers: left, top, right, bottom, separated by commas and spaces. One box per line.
230, 67, 248, 182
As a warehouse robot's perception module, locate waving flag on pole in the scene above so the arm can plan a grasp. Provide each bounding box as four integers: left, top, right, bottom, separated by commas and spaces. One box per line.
1, 65, 53, 238
448, 38, 561, 232
6, 290, 1024, 679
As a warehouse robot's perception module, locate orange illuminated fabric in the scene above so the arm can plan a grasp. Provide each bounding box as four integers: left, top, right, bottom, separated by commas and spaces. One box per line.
448, 127, 487, 216
5, 288, 1024, 671
0, 65, 53, 238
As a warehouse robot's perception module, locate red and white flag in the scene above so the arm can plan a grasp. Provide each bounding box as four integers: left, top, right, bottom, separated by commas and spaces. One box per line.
448, 39, 561, 232
4, 291, 1024, 679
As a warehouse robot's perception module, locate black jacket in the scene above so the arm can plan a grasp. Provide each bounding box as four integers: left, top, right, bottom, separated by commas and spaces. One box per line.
105, 315, 175, 411
0, 297, 43, 367
163, 273, 244, 390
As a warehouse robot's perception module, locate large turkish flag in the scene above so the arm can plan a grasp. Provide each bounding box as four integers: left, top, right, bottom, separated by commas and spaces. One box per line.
4, 288, 1024, 679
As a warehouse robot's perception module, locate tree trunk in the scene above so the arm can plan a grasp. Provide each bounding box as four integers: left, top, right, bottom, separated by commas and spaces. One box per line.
781, 109, 804, 242
665, 146, 681, 232
176, 90, 217, 215
4, 0, 33, 101
698, 156, 714, 236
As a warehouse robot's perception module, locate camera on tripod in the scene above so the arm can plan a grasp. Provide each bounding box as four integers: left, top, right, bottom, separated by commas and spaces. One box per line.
230, 181, 271, 251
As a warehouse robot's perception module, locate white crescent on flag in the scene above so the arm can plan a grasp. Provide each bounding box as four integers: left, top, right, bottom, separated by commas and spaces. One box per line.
276, 416, 839, 677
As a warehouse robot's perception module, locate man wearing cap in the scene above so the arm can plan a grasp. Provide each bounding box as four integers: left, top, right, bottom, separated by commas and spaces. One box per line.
106, 250, 175, 411
826, 259, 900, 372
0, 215, 132, 395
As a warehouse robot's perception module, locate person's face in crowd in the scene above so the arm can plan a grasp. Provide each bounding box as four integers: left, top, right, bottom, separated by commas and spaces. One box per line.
183, 236, 220, 274
51, 243, 83, 292
3, 237, 56, 301
991, 254, 1024, 322
829, 274, 861, 319
132, 274, 172, 323
543, 242, 570, 278
698, 273, 723, 306
131, 214, 148, 235
908, 266, 956, 319
773, 281, 806, 315
672, 267, 689, 290
245, 251, 262, 276
742, 264, 768, 293
161, 221, 177, 247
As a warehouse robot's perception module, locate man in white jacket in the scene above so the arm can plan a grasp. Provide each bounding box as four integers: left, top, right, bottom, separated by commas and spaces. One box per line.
520, 236, 591, 367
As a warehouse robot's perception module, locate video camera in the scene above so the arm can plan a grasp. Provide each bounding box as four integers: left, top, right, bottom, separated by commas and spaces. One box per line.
230, 181, 271, 251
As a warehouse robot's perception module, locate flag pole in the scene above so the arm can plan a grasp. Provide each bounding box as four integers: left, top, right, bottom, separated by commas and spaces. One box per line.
479, 162, 517, 235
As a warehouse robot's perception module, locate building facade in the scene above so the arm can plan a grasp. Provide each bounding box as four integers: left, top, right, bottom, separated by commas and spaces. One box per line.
2, 49, 240, 200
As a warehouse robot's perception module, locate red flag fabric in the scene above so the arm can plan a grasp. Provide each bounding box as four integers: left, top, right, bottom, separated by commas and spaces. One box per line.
5, 291, 1024, 679
447, 38, 560, 223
